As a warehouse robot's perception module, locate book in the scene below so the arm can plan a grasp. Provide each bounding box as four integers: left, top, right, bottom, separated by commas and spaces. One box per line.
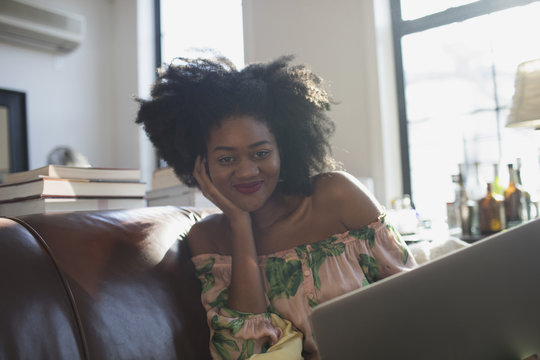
151, 166, 182, 190
6, 165, 141, 184
0, 197, 147, 217
146, 183, 214, 208
146, 183, 191, 200
0, 177, 146, 202
147, 192, 214, 208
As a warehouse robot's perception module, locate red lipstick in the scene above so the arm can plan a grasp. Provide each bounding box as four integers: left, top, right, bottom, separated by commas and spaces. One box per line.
233, 181, 263, 194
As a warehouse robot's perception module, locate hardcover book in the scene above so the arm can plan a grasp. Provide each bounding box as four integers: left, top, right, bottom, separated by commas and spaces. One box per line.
0, 177, 146, 202
6, 165, 141, 184
0, 197, 147, 217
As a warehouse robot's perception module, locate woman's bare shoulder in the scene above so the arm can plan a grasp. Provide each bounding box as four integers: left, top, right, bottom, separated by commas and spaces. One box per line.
312, 171, 382, 229
187, 213, 230, 256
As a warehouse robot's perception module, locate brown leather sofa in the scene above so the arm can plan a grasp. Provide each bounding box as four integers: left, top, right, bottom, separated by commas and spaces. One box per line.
0, 206, 213, 359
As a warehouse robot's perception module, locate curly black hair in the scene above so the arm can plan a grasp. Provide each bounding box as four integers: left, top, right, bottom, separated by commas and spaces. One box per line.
135, 55, 338, 195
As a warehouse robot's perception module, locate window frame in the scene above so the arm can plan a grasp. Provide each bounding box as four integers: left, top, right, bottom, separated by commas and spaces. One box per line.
154, 0, 162, 71
389, 0, 540, 199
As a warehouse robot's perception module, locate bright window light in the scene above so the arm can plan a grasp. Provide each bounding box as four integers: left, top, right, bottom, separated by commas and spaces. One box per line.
400, 0, 479, 20
160, 0, 245, 68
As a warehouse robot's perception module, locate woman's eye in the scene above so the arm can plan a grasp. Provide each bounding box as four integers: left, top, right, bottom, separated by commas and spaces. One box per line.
254, 150, 270, 159
218, 156, 234, 164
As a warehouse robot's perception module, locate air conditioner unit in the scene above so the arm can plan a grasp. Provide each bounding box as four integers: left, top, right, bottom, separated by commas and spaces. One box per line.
0, 0, 85, 53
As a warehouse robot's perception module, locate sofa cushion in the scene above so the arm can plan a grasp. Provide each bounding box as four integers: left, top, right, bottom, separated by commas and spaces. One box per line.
1, 206, 212, 360
0, 217, 85, 359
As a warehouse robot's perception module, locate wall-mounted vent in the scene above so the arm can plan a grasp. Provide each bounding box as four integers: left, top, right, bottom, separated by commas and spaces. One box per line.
0, 0, 85, 53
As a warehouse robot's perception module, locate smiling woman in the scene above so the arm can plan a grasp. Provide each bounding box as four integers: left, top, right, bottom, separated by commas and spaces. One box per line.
135, 55, 417, 359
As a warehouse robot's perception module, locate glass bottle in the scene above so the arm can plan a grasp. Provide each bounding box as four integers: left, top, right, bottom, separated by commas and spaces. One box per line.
492, 163, 504, 199
477, 183, 504, 235
504, 163, 523, 227
469, 162, 485, 202
447, 174, 461, 232
456, 171, 474, 237
516, 158, 532, 221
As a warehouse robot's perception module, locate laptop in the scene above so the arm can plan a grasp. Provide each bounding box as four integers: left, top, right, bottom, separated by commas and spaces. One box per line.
310, 218, 540, 360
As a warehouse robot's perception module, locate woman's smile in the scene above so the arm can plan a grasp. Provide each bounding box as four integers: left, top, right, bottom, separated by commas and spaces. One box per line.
233, 180, 265, 194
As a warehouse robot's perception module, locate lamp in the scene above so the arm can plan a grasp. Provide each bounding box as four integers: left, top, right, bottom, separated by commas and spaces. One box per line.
507, 58, 540, 130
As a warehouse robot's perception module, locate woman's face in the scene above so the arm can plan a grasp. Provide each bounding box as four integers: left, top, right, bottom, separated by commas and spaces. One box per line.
205, 115, 281, 212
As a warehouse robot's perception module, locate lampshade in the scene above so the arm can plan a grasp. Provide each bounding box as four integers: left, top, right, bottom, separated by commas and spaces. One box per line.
507, 58, 540, 130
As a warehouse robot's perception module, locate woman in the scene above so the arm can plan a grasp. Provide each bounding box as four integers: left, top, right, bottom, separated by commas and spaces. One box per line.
136, 56, 417, 359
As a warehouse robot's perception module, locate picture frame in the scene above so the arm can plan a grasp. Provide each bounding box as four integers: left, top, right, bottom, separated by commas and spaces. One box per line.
0, 89, 28, 181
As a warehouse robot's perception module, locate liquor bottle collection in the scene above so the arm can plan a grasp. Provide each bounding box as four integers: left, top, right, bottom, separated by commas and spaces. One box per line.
447, 159, 538, 241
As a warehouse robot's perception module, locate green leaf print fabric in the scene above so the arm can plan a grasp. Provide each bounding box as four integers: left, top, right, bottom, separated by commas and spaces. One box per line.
358, 253, 380, 283
194, 257, 215, 294
191, 215, 417, 360
265, 257, 303, 303
295, 236, 346, 290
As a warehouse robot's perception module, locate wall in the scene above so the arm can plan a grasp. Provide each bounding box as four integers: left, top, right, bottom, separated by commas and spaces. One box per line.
0, 0, 155, 185
0, 0, 400, 204
242, 0, 402, 206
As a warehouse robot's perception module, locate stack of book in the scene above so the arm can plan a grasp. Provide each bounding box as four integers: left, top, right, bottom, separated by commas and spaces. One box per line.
0, 165, 147, 217
146, 166, 214, 208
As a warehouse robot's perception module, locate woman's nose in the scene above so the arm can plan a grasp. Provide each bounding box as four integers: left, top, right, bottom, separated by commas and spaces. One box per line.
235, 158, 259, 178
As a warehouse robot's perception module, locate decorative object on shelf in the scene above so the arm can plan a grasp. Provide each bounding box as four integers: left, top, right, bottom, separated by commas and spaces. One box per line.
507, 58, 540, 130
46, 146, 91, 167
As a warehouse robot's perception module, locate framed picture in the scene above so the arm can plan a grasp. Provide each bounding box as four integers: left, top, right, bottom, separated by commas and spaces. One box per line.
0, 89, 28, 183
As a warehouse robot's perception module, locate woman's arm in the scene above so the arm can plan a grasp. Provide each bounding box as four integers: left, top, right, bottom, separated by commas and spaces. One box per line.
191, 156, 267, 314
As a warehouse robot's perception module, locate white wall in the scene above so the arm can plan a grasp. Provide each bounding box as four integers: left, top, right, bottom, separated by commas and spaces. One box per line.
243, 0, 401, 206
0, 0, 155, 186
0, 0, 400, 204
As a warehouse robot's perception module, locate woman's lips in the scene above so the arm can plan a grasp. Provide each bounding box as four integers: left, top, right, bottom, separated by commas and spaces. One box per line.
233, 181, 264, 194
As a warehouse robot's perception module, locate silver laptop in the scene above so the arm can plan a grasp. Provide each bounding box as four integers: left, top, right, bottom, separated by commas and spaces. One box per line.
310, 218, 540, 360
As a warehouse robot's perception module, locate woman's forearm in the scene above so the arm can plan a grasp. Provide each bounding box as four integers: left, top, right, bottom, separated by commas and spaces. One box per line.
226, 214, 267, 313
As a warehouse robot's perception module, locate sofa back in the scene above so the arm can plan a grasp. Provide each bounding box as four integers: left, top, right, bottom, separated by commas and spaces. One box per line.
0, 206, 211, 360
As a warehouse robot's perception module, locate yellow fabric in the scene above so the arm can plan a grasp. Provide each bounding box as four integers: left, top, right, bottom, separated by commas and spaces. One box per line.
249, 314, 304, 360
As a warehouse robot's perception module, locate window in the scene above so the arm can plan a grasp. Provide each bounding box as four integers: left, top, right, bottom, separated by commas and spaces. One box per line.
157, 0, 244, 69
391, 0, 540, 223
153, 0, 245, 168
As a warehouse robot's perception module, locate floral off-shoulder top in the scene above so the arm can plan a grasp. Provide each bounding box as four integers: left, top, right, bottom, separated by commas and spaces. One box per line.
191, 215, 417, 360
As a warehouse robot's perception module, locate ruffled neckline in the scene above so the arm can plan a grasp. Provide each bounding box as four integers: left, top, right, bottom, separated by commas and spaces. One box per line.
191, 214, 387, 262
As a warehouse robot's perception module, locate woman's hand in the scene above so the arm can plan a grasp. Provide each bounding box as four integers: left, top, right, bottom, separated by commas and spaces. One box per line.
193, 156, 267, 313
192, 155, 249, 223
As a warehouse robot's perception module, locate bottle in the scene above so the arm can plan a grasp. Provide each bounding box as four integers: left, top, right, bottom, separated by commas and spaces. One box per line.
469, 162, 485, 202
504, 163, 523, 227
492, 163, 504, 199
456, 171, 474, 237
477, 183, 504, 235
515, 158, 532, 221
446, 174, 461, 232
